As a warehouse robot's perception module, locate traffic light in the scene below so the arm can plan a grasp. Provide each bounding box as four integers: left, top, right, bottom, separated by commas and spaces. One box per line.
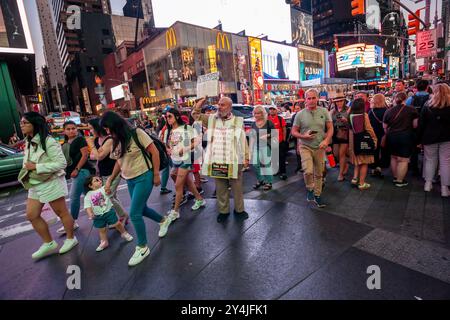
408, 10, 420, 36
351, 0, 365, 16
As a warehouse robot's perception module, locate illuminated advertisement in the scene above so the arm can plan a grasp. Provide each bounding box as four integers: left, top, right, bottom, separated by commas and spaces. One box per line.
336, 43, 383, 71
261, 40, 299, 82
248, 37, 264, 104
248, 37, 264, 90
233, 35, 251, 104
0, 0, 33, 54
291, 8, 314, 46
298, 45, 325, 82
181, 48, 195, 81
208, 45, 218, 73
389, 56, 400, 79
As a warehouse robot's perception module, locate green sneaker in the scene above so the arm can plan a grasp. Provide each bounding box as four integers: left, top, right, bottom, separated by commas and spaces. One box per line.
128, 246, 150, 267
59, 237, 79, 254
191, 199, 206, 211
32, 241, 59, 260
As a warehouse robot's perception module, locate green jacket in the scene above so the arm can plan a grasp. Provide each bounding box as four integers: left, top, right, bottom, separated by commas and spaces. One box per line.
21, 134, 67, 186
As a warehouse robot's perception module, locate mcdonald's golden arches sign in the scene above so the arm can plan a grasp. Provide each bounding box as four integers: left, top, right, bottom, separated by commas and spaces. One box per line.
166, 27, 177, 50
216, 32, 230, 51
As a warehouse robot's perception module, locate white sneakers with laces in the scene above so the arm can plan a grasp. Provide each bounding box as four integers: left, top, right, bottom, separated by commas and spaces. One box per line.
128, 246, 150, 266
158, 216, 173, 238
56, 222, 79, 235
167, 209, 180, 222
59, 237, 79, 254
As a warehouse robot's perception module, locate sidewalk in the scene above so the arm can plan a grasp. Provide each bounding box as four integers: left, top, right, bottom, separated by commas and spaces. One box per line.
1, 151, 450, 299
1, 183, 450, 299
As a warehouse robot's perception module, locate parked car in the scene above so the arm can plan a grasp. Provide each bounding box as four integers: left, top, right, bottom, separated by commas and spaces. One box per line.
231, 104, 254, 119
0, 144, 24, 183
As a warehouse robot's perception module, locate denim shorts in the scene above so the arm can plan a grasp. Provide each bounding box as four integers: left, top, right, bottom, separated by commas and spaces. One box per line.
93, 208, 118, 229
172, 161, 192, 170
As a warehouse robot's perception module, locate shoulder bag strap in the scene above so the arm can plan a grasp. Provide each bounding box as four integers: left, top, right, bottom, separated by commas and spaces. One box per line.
369, 109, 383, 124
131, 129, 151, 170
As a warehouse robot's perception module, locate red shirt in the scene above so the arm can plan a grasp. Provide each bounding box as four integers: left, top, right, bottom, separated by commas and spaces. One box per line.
268, 114, 286, 142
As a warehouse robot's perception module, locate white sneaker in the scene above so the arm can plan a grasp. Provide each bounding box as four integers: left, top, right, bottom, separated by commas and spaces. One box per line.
158, 216, 172, 238
167, 209, 180, 222
442, 186, 449, 198
128, 246, 150, 266
424, 181, 433, 192
59, 237, 79, 254
32, 241, 59, 260
56, 222, 79, 235
121, 232, 133, 242
191, 199, 206, 211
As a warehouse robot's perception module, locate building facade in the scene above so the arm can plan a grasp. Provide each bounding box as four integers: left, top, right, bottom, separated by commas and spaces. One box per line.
0, 0, 36, 142
36, 0, 67, 111
139, 21, 329, 106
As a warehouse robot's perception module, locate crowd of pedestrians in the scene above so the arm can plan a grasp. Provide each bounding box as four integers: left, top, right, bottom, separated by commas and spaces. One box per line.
17, 79, 450, 267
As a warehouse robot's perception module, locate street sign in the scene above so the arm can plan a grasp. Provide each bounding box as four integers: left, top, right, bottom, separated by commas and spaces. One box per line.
416, 29, 437, 59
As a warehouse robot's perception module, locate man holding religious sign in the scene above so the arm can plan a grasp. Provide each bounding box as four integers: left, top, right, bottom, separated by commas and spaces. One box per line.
192, 97, 250, 223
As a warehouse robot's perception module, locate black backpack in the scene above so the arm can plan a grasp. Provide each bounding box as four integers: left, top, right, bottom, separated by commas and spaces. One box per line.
411, 94, 429, 114
130, 128, 169, 171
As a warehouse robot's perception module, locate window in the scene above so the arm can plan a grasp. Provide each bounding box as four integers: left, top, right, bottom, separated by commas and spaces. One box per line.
102, 29, 110, 36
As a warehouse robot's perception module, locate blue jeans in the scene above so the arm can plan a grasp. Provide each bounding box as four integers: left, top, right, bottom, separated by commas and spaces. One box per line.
69, 169, 91, 220
161, 160, 172, 189
126, 170, 163, 246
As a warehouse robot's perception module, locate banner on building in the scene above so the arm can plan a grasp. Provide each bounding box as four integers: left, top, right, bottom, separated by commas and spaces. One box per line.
416, 29, 437, 59
0, 0, 34, 54
248, 37, 264, 104
291, 8, 314, 46
82, 88, 92, 114
365, 0, 381, 32
197, 72, 219, 98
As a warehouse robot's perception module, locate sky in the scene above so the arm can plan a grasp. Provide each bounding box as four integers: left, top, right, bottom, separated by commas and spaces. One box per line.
25, 0, 443, 75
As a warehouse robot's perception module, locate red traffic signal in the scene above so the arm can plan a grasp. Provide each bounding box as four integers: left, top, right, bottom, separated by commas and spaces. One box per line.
408, 10, 420, 36
351, 0, 365, 16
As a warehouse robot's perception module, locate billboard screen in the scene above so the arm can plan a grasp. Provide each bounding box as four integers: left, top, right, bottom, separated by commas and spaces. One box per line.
298, 45, 325, 82
261, 41, 299, 82
389, 56, 400, 79
291, 8, 314, 46
0, 0, 33, 54
336, 43, 383, 71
